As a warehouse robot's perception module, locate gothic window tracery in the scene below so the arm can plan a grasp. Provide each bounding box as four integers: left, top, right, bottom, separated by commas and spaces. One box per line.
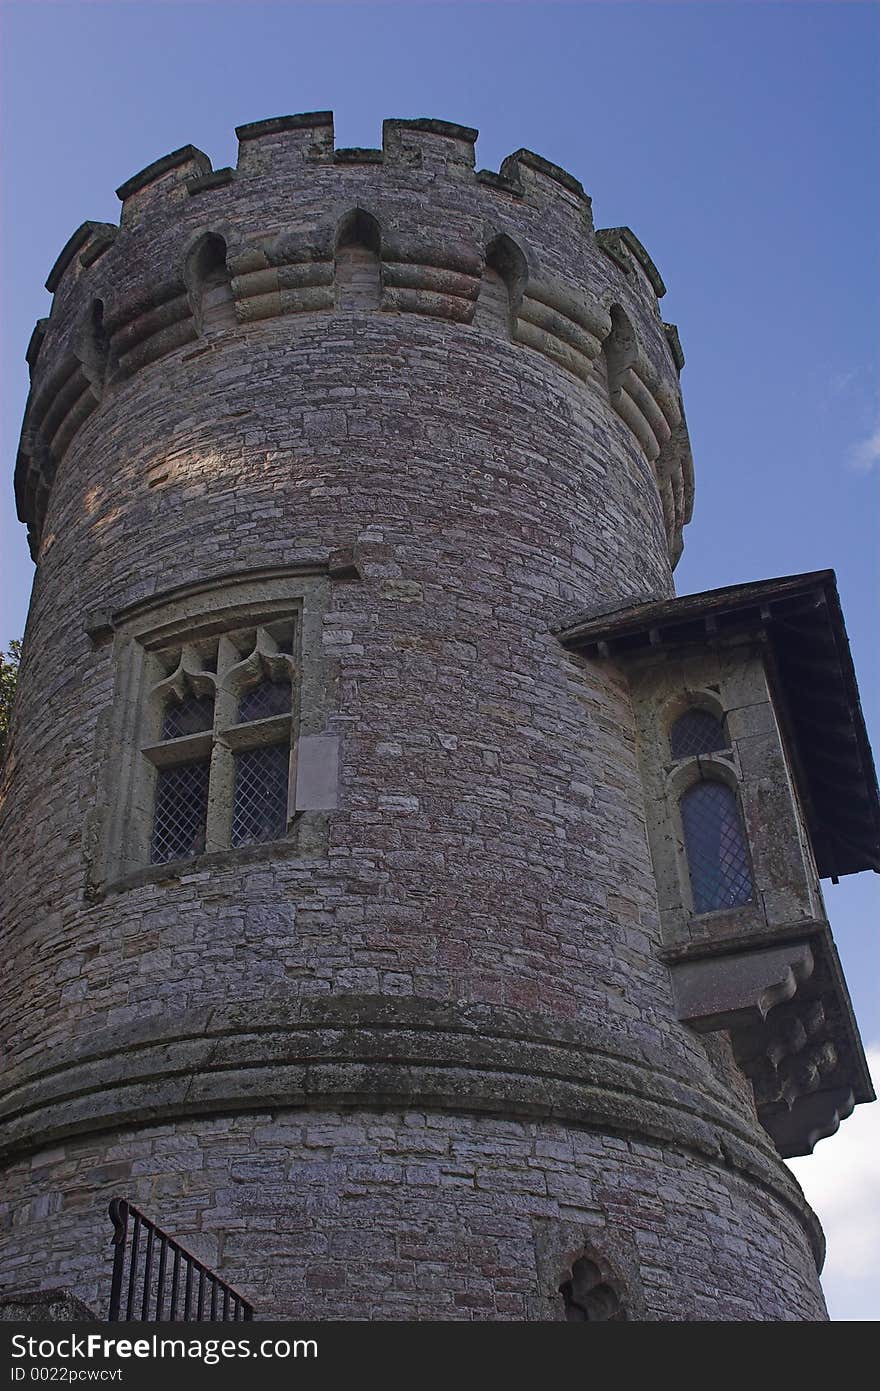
92, 570, 335, 896
558, 1254, 626, 1321
144, 622, 296, 864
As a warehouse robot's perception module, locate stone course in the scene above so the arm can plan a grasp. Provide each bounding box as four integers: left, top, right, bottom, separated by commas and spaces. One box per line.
0, 1111, 826, 1321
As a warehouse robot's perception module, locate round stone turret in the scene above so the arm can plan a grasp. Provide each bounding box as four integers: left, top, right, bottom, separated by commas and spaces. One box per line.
0, 114, 827, 1321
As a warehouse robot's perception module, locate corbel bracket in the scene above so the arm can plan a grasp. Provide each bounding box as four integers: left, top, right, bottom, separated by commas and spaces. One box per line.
671, 942, 862, 1157
671, 943, 814, 1034
762, 1087, 855, 1159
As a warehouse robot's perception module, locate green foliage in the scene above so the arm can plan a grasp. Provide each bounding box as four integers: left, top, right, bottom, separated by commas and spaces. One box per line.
0, 639, 22, 764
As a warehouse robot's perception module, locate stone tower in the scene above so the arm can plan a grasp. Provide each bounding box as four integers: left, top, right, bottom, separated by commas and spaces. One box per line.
2, 114, 877, 1322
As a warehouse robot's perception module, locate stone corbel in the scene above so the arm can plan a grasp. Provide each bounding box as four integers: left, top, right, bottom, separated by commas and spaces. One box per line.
671, 941, 867, 1158
762, 1087, 855, 1158
671, 943, 814, 1034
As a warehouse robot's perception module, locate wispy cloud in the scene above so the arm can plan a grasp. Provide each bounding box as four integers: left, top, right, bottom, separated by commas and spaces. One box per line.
829, 369, 858, 395
850, 420, 880, 473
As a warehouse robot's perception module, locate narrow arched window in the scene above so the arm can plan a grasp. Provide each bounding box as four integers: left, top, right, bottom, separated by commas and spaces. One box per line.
670, 708, 728, 760
473, 234, 526, 337
680, 780, 752, 914
335, 210, 382, 311
187, 233, 236, 334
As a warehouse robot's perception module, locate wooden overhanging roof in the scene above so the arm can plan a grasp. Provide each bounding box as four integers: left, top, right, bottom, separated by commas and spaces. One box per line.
555, 570, 880, 881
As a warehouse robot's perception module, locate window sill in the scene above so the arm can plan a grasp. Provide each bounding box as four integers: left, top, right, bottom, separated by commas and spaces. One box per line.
89, 818, 327, 901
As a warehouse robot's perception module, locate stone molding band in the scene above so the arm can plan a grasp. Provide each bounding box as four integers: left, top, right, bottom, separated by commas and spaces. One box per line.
0, 996, 823, 1269
17, 112, 695, 567
18, 247, 690, 563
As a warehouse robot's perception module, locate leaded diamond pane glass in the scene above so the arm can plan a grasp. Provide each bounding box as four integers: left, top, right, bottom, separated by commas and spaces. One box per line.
151, 760, 210, 863
162, 693, 214, 740
681, 780, 752, 914
238, 678, 291, 723
231, 744, 288, 847
671, 709, 727, 759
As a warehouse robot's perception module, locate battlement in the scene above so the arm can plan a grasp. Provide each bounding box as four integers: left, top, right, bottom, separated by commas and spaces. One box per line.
16, 113, 694, 564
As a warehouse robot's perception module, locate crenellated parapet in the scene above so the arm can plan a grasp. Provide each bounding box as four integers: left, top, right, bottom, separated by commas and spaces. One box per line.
16, 112, 694, 562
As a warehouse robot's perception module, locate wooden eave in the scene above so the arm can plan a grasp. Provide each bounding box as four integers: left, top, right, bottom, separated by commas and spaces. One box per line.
554, 570, 880, 880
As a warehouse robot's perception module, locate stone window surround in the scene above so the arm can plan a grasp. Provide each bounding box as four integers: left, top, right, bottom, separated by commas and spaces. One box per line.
546, 1229, 645, 1322
558, 1251, 626, 1321
630, 648, 825, 952
642, 679, 862, 1156
87, 567, 337, 899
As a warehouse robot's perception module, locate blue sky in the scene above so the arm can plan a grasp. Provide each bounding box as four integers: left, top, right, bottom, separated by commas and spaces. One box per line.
1, 0, 877, 1319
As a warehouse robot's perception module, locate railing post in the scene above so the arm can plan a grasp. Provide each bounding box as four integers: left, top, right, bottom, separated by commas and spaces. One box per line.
141, 1224, 155, 1321
169, 1247, 181, 1321
107, 1198, 129, 1323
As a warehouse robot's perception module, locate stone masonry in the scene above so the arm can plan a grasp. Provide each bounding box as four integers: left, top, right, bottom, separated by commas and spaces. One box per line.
0, 112, 857, 1321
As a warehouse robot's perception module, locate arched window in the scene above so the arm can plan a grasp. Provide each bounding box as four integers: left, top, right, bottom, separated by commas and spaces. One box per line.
186, 233, 236, 334
473, 234, 526, 337
150, 663, 216, 864
559, 1255, 625, 1322
680, 780, 753, 914
670, 708, 728, 760
335, 210, 382, 311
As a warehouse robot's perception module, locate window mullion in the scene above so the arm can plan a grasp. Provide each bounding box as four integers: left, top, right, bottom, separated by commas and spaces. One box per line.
206, 737, 235, 853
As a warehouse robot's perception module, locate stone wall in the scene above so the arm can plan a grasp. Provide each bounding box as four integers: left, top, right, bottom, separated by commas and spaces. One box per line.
0, 1289, 98, 1322
0, 114, 826, 1320
0, 1110, 826, 1321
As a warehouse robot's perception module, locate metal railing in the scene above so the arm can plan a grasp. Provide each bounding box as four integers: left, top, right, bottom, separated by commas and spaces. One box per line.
108, 1198, 254, 1322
